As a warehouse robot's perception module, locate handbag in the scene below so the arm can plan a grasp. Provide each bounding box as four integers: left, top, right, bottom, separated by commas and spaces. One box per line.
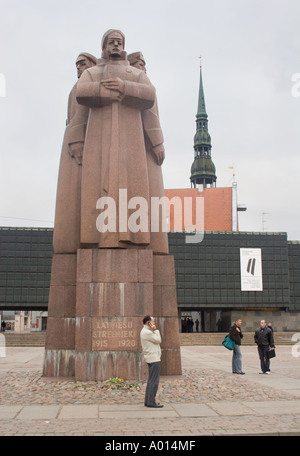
267, 348, 276, 359
222, 334, 235, 350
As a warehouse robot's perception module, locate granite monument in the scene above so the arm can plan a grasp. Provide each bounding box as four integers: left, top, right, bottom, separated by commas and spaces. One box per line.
43, 30, 182, 381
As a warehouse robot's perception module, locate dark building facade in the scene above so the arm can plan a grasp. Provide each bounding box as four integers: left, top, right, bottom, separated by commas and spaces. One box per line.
288, 241, 300, 311
169, 232, 299, 332
0, 227, 299, 331
0, 227, 52, 310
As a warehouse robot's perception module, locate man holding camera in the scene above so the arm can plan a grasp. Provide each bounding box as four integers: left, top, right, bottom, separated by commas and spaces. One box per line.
140, 316, 163, 408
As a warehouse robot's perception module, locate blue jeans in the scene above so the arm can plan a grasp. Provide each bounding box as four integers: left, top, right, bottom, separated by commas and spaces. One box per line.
232, 344, 242, 373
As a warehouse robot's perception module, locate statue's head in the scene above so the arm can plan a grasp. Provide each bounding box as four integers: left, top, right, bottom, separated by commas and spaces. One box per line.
76, 53, 97, 78
128, 52, 146, 73
101, 29, 126, 60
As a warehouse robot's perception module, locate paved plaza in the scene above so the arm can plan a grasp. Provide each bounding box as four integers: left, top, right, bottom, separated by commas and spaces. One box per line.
0, 344, 300, 436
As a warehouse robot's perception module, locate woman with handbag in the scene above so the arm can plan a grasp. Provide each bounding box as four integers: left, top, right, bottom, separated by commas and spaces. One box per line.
229, 318, 245, 375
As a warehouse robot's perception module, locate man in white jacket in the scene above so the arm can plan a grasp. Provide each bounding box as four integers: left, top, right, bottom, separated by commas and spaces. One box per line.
140, 315, 163, 408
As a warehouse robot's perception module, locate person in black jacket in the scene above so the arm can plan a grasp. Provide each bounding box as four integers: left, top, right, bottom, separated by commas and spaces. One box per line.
229, 318, 245, 374
254, 320, 275, 374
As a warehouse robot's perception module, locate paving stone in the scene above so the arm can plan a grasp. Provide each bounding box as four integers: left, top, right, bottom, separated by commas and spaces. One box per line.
99, 410, 178, 419
0, 406, 22, 420
171, 403, 217, 417
58, 405, 98, 420
244, 400, 300, 415
206, 401, 256, 416
16, 405, 60, 420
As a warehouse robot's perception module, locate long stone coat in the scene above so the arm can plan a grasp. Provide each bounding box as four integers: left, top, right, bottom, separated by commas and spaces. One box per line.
143, 99, 169, 254
53, 82, 89, 253
76, 59, 167, 250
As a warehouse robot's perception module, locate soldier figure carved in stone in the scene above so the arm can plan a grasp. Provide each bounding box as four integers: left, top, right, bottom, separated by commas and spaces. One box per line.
53, 52, 97, 254
76, 29, 168, 253
128, 51, 168, 254
44, 30, 181, 382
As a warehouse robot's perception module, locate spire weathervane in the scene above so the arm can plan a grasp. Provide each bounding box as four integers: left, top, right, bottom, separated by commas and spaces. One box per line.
199, 55, 202, 68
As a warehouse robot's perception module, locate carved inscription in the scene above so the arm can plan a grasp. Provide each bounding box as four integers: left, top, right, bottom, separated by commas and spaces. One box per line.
92, 318, 137, 351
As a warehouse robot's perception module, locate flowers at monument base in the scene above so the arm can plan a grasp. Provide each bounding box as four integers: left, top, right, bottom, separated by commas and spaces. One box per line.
101, 377, 140, 391
71, 377, 141, 393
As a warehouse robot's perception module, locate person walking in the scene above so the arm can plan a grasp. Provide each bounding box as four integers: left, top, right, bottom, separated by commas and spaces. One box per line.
229, 318, 245, 374
254, 320, 275, 374
140, 315, 163, 408
1, 321, 6, 332
267, 322, 275, 371
268, 322, 273, 333
190, 318, 194, 333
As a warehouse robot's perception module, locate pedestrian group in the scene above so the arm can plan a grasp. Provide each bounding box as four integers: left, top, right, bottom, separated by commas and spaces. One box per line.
229, 318, 275, 375
140, 315, 276, 409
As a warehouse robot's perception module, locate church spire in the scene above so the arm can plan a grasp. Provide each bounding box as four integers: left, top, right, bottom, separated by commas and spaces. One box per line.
190, 61, 217, 189
197, 59, 207, 118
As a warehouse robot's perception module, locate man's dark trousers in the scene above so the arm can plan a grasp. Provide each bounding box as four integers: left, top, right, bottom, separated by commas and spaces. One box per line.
145, 362, 160, 406
258, 346, 270, 372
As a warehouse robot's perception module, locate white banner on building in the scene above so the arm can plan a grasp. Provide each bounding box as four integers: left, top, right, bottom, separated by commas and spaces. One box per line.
240, 248, 263, 291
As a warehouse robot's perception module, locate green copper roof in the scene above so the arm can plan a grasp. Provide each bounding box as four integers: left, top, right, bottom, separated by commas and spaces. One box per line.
196, 67, 207, 119
191, 156, 216, 177
194, 129, 211, 146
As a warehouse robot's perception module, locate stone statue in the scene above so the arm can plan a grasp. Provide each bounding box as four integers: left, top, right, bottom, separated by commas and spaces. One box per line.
44, 31, 181, 382
53, 52, 97, 253
76, 30, 168, 253
127, 51, 146, 72
128, 51, 168, 254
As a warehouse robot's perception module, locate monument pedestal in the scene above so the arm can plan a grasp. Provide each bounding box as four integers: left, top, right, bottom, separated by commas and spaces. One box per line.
43, 253, 76, 378
43, 249, 182, 381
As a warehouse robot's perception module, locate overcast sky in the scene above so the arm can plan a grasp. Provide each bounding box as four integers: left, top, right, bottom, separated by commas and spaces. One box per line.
0, 0, 299, 240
